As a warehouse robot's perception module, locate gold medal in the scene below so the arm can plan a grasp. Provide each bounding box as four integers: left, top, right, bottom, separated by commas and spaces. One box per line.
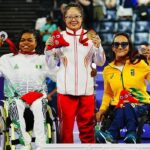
87, 29, 96, 40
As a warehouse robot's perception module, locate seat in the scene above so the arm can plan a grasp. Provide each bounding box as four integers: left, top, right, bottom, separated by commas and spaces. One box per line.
99, 32, 114, 45
99, 21, 116, 33
134, 32, 149, 45
136, 107, 150, 143
135, 21, 150, 32
103, 9, 117, 21
117, 20, 133, 33
100, 105, 115, 132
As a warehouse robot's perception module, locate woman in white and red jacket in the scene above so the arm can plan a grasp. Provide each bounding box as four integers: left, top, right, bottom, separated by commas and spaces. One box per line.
45, 2, 106, 143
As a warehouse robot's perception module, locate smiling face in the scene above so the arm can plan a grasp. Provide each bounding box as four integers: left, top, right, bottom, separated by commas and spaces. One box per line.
19, 32, 37, 52
64, 7, 83, 31
112, 35, 129, 59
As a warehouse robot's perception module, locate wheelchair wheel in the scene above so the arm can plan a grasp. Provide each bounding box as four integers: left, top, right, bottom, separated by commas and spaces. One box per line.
47, 106, 59, 143
0, 131, 5, 149
0, 131, 11, 150
0, 107, 11, 150
6, 145, 11, 150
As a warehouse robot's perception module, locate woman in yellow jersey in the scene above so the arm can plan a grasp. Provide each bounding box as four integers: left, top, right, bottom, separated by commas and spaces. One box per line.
96, 32, 150, 143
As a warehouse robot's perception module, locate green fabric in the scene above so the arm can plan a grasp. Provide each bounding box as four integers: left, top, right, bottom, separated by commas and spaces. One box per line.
129, 88, 146, 102
40, 23, 57, 42
12, 119, 25, 145
4, 81, 18, 98
93, 6, 105, 21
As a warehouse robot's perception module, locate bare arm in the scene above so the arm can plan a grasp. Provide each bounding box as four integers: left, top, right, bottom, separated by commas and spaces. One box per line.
47, 88, 57, 101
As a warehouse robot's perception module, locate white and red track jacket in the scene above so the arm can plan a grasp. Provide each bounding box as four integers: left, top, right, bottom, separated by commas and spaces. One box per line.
45, 28, 106, 96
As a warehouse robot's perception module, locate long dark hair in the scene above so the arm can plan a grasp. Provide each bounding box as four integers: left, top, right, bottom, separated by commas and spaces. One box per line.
110, 32, 147, 64
16, 29, 43, 54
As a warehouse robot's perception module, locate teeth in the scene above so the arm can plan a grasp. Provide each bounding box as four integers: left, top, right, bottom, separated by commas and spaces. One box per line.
23, 46, 29, 48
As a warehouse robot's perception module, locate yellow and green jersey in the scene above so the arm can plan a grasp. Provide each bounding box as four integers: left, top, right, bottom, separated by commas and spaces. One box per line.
100, 59, 150, 111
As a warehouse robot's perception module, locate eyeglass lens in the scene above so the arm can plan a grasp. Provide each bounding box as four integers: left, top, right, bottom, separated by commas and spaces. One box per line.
113, 42, 129, 49
65, 15, 81, 20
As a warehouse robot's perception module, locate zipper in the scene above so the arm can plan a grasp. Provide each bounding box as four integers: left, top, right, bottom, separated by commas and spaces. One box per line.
109, 63, 126, 90
120, 70, 125, 89
74, 35, 78, 95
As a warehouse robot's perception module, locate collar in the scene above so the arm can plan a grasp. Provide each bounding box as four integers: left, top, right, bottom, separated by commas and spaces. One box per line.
66, 28, 83, 35
109, 59, 130, 67
19, 50, 36, 55
66, 28, 88, 46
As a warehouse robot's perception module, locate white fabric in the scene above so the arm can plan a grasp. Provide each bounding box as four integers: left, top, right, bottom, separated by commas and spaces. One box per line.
30, 98, 46, 146
12, 97, 46, 146
45, 28, 105, 95
15, 99, 32, 145
35, 17, 46, 31
117, 6, 133, 17
114, 65, 124, 72
21, 144, 31, 150
0, 53, 56, 96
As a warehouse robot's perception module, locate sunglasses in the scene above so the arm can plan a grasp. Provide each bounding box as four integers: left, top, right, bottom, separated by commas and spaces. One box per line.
113, 42, 129, 49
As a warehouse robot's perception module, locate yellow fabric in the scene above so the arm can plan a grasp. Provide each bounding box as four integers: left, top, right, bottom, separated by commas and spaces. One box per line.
100, 60, 150, 111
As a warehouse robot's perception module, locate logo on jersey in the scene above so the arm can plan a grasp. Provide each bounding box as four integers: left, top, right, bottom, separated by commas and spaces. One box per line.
35, 64, 42, 69
14, 64, 19, 69
130, 69, 135, 76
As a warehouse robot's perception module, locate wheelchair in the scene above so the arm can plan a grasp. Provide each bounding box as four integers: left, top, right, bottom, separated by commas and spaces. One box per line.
0, 99, 59, 150
136, 107, 150, 143
96, 104, 150, 143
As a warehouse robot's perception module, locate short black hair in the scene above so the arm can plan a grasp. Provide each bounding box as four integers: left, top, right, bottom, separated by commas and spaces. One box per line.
46, 15, 52, 21
16, 29, 44, 54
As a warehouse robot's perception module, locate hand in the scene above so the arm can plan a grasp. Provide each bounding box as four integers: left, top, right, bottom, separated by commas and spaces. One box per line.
0, 31, 8, 46
45, 36, 54, 49
96, 110, 105, 122
139, 45, 150, 60
62, 56, 68, 67
142, 47, 150, 65
91, 35, 101, 48
142, 49, 150, 61
47, 93, 53, 101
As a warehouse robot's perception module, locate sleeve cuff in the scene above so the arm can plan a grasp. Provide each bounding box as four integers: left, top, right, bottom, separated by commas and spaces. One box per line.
94, 44, 104, 53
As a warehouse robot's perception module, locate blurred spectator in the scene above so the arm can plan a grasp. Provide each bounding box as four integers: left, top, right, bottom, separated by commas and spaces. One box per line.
138, 0, 150, 5
40, 15, 57, 44
39, 0, 55, 16
57, 3, 67, 31
56, 0, 75, 7
136, 0, 150, 20
93, 0, 106, 21
138, 44, 150, 63
105, 0, 117, 9
77, 0, 94, 29
117, 0, 137, 20
35, 17, 46, 31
